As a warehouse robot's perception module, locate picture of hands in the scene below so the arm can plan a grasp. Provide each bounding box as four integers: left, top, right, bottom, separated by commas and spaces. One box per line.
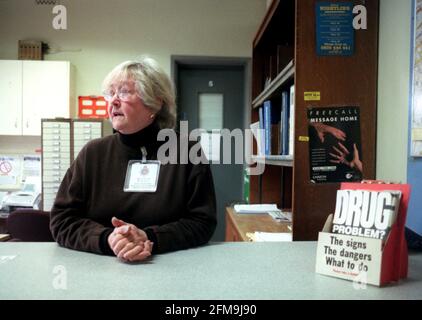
310, 122, 362, 173
311, 122, 347, 143
329, 142, 362, 173
307, 106, 363, 183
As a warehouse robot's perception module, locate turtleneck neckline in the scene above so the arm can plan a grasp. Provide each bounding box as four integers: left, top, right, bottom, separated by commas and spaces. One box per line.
118, 122, 160, 149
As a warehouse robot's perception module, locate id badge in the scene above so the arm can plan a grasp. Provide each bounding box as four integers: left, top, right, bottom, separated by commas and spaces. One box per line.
123, 160, 161, 192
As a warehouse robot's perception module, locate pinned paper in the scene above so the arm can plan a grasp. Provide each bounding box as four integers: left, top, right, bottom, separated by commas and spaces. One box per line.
0, 156, 22, 187
304, 92, 321, 101
412, 128, 422, 141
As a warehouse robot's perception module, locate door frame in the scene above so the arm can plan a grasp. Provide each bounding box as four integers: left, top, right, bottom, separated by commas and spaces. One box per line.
171, 55, 251, 134
171, 55, 252, 200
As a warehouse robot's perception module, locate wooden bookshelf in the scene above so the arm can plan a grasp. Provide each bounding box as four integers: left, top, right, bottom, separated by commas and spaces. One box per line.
252, 60, 294, 109
248, 0, 379, 241
251, 155, 293, 167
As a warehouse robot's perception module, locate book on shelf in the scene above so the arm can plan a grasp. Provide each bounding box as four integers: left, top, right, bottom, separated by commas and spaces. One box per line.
250, 121, 264, 156
263, 100, 279, 155
258, 107, 265, 155
281, 91, 290, 156
263, 101, 271, 155
278, 95, 284, 155
289, 84, 295, 157
263, 100, 281, 155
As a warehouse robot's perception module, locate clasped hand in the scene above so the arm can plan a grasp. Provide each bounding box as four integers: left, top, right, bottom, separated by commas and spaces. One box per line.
107, 217, 153, 262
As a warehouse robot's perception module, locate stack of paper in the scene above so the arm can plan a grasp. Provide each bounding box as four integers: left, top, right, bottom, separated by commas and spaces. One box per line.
268, 210, 292, 222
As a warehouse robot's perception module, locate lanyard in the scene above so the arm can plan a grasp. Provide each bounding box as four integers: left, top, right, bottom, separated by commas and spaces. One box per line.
123, 146, 160, 193
141, 146, 147, 163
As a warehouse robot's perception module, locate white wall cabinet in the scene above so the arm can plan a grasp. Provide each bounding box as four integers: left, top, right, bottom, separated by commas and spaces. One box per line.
0, 60, 73, 136
0, 60, 23, 135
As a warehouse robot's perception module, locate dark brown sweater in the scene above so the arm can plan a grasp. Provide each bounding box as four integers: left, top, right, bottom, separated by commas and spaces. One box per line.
50, 123, 217, 255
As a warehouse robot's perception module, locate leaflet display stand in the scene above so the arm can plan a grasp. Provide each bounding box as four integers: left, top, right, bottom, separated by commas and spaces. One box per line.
315, 181, 411, 286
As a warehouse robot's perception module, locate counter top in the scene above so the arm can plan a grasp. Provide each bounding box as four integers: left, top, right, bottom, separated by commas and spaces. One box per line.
0, 242, 421, 300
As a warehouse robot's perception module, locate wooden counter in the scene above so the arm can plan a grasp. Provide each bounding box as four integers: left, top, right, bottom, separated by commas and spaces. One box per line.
225, 206, 291, 241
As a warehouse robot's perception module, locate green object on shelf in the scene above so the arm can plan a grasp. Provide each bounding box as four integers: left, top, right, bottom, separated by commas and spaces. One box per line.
243, 167, 250, 204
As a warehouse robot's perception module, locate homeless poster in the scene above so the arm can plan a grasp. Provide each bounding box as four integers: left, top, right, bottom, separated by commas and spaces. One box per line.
308, 106, 362, 183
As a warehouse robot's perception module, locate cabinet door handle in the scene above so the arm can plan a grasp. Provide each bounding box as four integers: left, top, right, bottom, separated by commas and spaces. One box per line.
26, 120, 29, 128
15, 118, 18, 128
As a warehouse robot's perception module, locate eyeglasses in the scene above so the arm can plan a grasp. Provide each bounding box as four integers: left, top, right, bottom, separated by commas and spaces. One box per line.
103, 89, 137, 102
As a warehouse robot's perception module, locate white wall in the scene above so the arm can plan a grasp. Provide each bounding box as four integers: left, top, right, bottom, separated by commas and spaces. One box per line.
0, 0, 266, 104
0, 0, 266, 158
0, 0, 413, 183
377, 0, 412, 182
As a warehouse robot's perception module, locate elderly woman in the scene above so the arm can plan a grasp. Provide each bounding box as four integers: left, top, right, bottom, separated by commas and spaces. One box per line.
50, 57, 217, 262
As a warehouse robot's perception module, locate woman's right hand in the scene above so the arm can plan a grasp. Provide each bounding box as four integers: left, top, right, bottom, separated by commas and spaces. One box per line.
108, 217, 153, 262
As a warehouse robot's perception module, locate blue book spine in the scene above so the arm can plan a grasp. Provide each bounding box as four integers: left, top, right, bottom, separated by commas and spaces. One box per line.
259, 107, 264, 155
263, 101, 271, 155
289, 85, 295, 156
282, 91, 290, 155
280, 97, 284, 155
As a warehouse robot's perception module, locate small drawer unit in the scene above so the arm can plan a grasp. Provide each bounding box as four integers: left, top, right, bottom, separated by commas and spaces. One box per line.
41, 119, 72, 211
73, 119, 103, 158
41, 118, 111, 211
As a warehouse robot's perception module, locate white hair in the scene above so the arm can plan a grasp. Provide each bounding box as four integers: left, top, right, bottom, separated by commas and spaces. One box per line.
102, 57, 177, 129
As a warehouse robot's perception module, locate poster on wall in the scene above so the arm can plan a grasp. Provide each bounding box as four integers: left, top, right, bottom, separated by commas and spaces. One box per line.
308, 106, 362, 183
411, 0, 422, 157
315, 2, 355, 56
22, 155, 41, 183
0, 156, 22, 188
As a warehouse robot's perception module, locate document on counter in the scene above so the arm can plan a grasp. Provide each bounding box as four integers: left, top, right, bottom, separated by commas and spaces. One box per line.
247, 232, 292, 242
234, 204, 278, 214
